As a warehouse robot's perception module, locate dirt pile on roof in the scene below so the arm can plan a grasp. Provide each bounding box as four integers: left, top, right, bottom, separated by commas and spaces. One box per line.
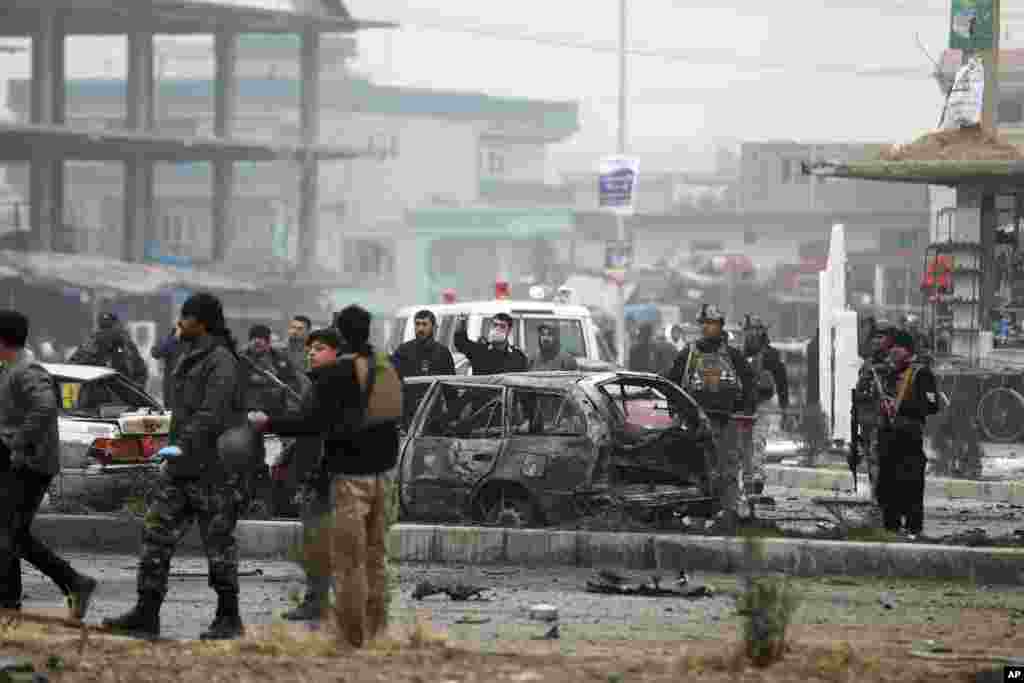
880, 126, 1023, 162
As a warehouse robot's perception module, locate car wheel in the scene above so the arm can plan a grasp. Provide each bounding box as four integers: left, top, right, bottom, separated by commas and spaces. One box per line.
482, 491, 541, 528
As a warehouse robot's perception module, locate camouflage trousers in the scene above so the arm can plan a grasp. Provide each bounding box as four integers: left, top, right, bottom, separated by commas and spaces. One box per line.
709, 418, 742, 515
743, 407, 774, 489
330, 475, 388, 648
138, 472, 248, 598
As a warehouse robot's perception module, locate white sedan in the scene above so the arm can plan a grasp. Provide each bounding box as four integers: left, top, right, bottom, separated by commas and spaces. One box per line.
43, 363, 170, 510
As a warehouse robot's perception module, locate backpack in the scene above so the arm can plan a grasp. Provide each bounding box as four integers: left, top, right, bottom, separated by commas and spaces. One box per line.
748, 351, 776, 402
682, 345, 743, 416
343, 351, 403, 429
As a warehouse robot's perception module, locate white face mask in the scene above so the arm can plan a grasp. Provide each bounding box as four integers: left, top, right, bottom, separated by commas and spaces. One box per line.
488, 327, 509, 345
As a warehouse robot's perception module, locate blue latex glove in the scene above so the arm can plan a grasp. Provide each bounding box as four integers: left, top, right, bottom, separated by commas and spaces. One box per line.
151, 445, 182, 463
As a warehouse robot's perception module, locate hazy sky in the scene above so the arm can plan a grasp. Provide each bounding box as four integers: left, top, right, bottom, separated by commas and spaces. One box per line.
1, 0, 1020, 172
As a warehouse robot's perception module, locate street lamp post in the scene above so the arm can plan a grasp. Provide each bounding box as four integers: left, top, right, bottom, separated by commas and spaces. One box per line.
615, 0, 629, 367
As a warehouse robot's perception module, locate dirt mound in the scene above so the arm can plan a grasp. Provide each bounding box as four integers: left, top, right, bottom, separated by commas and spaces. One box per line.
881, 126, 1023, 162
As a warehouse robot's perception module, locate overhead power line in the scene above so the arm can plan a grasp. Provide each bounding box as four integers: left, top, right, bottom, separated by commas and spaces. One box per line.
392, 16, 935, 80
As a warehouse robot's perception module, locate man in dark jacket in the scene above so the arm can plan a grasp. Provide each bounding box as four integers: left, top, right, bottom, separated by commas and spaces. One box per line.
876, 330, 940, 537
454, 312, 527, 375
283, 315, 312, 371
529, 322, 579, 371
250, 306, 399, 648
242, 324, 308, 416
629, 323, 675, 374
392, 310, 455, 378
853, 320, 897, 505
70, 312, 148, 388
104, 293, 247, 641
664, 304, 755, 519
741, 314, 789, 497
0, 310, 97, 618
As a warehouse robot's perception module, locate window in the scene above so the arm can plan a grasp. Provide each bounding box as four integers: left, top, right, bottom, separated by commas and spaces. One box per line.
422, 384, 504, 438
487, 150, 505, 175
343, 239, 394, 279
388, 317, 407, 354
58, 376, 160, 418
401, 380, 432, 433
521, 318, 586, 359
598, 379, 699, 434
509, 390, 586, 436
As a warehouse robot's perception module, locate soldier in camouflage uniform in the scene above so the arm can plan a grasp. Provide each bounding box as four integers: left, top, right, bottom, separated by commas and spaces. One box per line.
103, 293, 247, 641
741, 314, 789, 499
664, 304, 755, 523
853, 321, 897, 506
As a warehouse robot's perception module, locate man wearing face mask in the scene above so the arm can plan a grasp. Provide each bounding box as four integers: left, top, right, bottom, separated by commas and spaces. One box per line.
875, 330, 939, 538
454, 312, 528, 376
392, 310, 455, 379
529, 322, 578, 371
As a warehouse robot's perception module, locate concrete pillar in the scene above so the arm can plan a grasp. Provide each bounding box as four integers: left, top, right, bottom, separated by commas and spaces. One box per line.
123, 31, 155, 262
297, 28, 320, 274
29, 9, 65, 252
980, 191, 997, 329
873, 264, 886, 319
211, 31, 237, 263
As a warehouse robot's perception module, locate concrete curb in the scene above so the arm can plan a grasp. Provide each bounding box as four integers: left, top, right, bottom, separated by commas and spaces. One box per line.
765, 464, 1024, 504
33, 516, 1024, 585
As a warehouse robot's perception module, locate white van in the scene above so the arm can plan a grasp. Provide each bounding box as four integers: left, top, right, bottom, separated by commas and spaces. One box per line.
389, 299, 618, 374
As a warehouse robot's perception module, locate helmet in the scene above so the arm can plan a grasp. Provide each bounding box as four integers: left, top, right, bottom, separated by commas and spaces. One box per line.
217, 426, 260, 473
743, 314, 766, 331
696, 304, 725, 324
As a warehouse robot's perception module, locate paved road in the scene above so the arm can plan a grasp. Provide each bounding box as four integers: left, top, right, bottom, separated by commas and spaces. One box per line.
758, 484, 1024, 540
18, 554, 1024, 644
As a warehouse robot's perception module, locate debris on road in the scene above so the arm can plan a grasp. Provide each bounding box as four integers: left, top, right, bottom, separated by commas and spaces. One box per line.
529, 604, 559, 622
585, 570, 712, 598
454, 615, 491, 625
411, 580, 490, 602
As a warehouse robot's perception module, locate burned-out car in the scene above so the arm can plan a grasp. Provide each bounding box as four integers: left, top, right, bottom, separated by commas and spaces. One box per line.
397, 371, 717, 527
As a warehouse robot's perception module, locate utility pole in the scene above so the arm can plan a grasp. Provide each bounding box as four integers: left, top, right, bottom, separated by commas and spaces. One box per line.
982, 0, 1001, 132
615, 0, 629, 367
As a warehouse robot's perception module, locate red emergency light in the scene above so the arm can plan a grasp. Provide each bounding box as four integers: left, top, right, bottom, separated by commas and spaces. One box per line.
495, 280, 510, 300
442, 288, 457, 304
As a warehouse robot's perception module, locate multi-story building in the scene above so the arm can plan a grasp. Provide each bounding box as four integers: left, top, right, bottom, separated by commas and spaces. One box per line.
6, 34, 580, 321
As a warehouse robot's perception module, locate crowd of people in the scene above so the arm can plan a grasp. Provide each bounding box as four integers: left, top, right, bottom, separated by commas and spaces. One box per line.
0, 295, 943, 649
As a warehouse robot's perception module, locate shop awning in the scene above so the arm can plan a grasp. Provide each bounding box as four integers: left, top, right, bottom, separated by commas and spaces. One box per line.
0, 250, 261, 296
805, 159, 1024, 187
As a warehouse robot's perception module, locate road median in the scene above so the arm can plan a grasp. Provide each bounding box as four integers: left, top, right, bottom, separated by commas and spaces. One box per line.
765, 464, 1024, 504
32, 515, 1024, 585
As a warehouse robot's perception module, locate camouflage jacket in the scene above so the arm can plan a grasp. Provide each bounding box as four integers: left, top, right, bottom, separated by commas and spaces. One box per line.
0, 351, 60, 476
167, 335, 244, 480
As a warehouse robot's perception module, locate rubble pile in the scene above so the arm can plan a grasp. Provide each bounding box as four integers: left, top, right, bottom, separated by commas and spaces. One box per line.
880, 126, 1023, 162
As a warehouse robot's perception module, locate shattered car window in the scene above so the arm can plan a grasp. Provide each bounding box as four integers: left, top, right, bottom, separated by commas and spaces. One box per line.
598, 380, 695, 433
509, 390, 586, 436
401, 381, 433, 433
422, 384, 504, 438
57, 375, 160, 418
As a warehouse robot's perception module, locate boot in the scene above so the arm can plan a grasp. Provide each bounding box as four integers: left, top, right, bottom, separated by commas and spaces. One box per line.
200, 591, 244, 641
282, 580, 328, 621
102, 592, 161, 640
67, 573, 98, 621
